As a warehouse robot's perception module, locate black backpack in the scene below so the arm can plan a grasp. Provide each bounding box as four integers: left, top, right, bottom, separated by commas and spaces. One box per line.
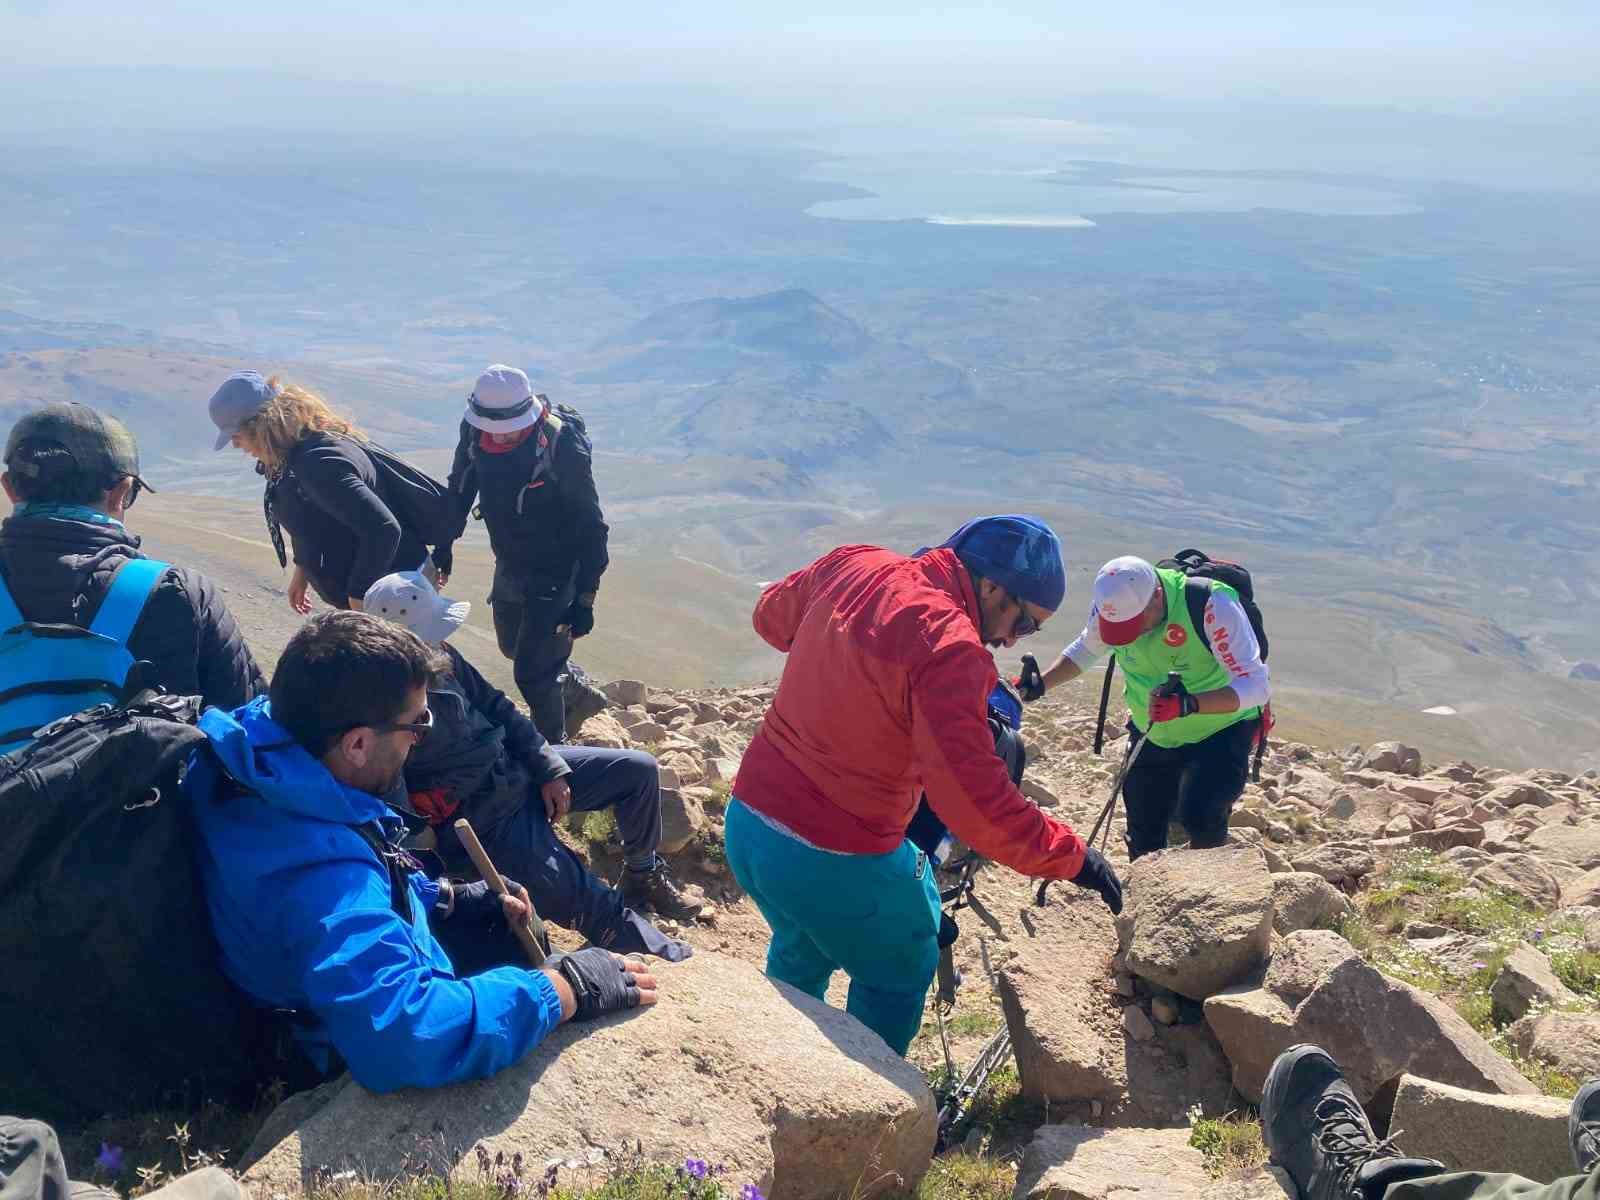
0, 692, 269, 1122
464, 400, 589, 519
1093, 549, 1271, 777
360, 439, 461, 549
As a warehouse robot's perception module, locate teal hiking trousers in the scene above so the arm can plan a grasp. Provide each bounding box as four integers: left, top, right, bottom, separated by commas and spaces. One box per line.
724, 797, 942, 1055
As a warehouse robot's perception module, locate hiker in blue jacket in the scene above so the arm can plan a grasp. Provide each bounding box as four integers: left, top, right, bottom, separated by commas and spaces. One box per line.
184, 610, 661, 1093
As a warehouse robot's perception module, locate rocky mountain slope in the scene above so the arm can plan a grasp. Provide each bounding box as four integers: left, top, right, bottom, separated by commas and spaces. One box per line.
225, 676, 1600, 1200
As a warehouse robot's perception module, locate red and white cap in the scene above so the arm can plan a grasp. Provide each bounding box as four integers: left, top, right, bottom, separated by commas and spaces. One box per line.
1093, 556, 1158, 646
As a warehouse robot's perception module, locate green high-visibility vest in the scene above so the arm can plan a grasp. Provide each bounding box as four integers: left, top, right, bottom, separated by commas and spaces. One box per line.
1116, 567, 1261, 749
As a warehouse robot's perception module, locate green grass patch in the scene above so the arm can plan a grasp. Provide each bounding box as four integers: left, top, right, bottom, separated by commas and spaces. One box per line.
582, 809, 619, 845
1550, 948, 1600, 1001
906, 1153, 1014, 1200
1188, 1114, 1269, 1179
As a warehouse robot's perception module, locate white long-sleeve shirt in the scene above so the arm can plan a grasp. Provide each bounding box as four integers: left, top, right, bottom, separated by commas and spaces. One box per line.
1063, 588, 1272, 710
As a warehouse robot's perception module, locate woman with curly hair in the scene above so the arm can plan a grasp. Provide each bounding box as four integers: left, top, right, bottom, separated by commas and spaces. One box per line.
206, 371, 443, 613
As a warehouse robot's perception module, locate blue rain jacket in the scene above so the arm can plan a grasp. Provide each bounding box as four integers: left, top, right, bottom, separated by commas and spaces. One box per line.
184, 696, 564, 1092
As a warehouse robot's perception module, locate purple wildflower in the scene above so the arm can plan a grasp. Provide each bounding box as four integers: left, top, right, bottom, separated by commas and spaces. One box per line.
95, 1144, 124, 1173
740, 1186, 766, 1200
683, 1159, 709, 1180
1473, 960, 1488, 970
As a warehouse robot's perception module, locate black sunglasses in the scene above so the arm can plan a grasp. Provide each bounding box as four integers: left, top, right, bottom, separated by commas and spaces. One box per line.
367, 706, 434, 742
1005, 588, 1042, 638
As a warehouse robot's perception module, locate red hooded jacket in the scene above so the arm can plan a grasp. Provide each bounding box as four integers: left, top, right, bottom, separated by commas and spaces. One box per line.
732, 544, 1087, 880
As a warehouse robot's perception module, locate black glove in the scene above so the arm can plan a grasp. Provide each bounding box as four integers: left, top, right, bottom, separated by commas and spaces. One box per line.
547, 946, 641, 1021
445, 877, 524, 926
1069, 847, 1124, 915
1014, 653, 1046, 702
563, 599, 595, 638
431, 542, 454, 579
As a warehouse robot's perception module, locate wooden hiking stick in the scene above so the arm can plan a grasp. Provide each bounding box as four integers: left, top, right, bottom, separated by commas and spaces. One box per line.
454, 817, 549, 967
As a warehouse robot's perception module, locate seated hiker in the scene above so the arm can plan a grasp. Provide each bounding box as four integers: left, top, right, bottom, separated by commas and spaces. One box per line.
1263, 1044, 1600, 1200
363, 571, 703, 957
0, 403, 266, 722
184, 610, 660, 1093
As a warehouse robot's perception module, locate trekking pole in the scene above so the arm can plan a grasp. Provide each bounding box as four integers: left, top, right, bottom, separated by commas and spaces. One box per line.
454, 817, 549, 967
1033, 722, 1152, 907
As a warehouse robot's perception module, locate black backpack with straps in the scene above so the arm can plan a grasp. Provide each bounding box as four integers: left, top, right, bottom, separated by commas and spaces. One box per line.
1093, 549, 1272, 777
463, 399, 589, 519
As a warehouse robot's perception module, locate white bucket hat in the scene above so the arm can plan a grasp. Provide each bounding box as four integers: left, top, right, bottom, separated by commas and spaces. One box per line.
463, 364, 544, 434
363, 570, 470, 644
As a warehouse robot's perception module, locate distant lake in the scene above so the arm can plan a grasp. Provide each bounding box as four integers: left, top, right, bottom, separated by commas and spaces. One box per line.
804, 162, 1424, 226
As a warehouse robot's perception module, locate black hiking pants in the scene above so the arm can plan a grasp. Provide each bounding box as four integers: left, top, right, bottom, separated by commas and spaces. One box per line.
490, 563, 576, 744
1121, 716, 1259, 860
1382, 1167, 1600, 1200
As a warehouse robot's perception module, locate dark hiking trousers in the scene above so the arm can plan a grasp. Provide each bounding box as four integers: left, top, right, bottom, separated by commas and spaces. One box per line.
439, 745, 688, 966
491, 564, 577, 744
0, 1119, 114, 1200
1121, 716, 1260, 860
1384, 1167, 1600, 1200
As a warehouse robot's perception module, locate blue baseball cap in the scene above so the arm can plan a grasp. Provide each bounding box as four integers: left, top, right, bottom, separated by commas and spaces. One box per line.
937, 514, 1066, 612
208, 371, 277, 451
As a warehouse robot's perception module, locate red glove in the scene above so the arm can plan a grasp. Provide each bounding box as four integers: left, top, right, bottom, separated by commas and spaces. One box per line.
1149, 692, 1198, 723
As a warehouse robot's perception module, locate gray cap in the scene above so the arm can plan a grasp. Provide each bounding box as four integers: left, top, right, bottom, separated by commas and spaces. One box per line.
208, 371, 276, 451
4, 402, 154, 493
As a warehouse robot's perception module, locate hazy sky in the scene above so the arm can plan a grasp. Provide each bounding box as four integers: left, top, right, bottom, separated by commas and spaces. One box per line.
4, 0, 1599, 126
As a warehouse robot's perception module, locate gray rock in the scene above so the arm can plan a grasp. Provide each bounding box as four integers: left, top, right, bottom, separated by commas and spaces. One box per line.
240, 953, 935, 1200
1264, 929, 1360, 1007
1508, 1011, 1600, 1081
601, 679, 648, 707
1390, 1075, 1575, 1183
1271, 872, 1353, 935
1203, 983, 1298, 1103
1563, 867, 1600, 908
1490, 945, 1577, 1024
657, 786, 706, 854
1289, 842, 1376, 885
1525, 824, 1600, 869
1410, 823, 1485, 852
1361, 742, 1423, 776
1013, 1124, 1211, 1200
1123, 1005, 1156, 1042
1116, 847, 1274, 1000
1293, 957, 1538, 1104
1473, 855, 1564, 911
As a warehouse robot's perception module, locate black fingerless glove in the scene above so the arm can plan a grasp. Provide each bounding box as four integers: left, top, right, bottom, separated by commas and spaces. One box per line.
444, 877, 524, 926
547, 946, 640, 1021
431, 543, 454, 578
1069, 847, 1124, 915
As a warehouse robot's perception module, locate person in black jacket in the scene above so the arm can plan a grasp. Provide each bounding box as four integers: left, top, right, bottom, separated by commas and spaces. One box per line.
364, 571, 706, 942
207, 371, 440, 613
439, 365, 608, 743
0, 403, 265, 711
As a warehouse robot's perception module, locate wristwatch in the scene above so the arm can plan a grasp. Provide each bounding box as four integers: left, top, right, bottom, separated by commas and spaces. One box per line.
432, 877, 456, 919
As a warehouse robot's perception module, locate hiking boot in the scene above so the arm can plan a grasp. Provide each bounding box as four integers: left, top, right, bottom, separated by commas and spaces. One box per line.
621, 858, 706, 922
1572, 1077, 1600, 1174
562, 664, 610, 738
1262, 1045, 1444, 1200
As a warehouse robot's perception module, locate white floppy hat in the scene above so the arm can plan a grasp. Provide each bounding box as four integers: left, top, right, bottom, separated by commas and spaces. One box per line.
363, 570, 470, 644
463, 364, 543, 434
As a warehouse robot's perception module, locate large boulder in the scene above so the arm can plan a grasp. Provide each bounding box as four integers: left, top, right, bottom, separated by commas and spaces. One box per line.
1289, 843, 1376, 886
1507, 1011, 1600, 1081
602, 679, 648, 707
1012, 1125, 1211, 1200
1389, 1075, 1575, 1183
1271, 872, 1352, 935
1490, 946, 1576, 1024
1562, 867, 1600, 908
1116, 847, 1274, 1000
240, 954, 935, 1200
1361, 742, 1422, 776
1292, 957, 1538, 1104
999, 902, 1234, 1123
1263, 930, 1360, 1007
1472, 856, 1564, 911
1203, 983, 1298, 1103
1525, 823, 1600, 870
657, 786, 706, 854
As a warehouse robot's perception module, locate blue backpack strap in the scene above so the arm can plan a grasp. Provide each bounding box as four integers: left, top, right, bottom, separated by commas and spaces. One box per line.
88, 558, 168, 645
0, 570, 23, 631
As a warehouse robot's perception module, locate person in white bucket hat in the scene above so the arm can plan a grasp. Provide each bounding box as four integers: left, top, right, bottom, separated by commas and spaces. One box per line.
438, 366, 611, 744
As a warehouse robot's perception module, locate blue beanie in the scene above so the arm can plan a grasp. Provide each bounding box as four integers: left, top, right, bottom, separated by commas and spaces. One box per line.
938, 514, 1066, 611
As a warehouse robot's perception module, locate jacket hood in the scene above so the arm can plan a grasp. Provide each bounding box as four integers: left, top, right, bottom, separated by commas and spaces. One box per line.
199, 696, 394, 829
0, 512, 143, 618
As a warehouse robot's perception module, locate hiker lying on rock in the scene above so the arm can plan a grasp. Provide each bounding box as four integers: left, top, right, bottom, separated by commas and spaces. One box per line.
1026, 555, 1271, 859
362, 570, 702, 959
184, 611, 658, 1093
728, 515, 1121, 1056
1263, 1043, 1600, 1200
